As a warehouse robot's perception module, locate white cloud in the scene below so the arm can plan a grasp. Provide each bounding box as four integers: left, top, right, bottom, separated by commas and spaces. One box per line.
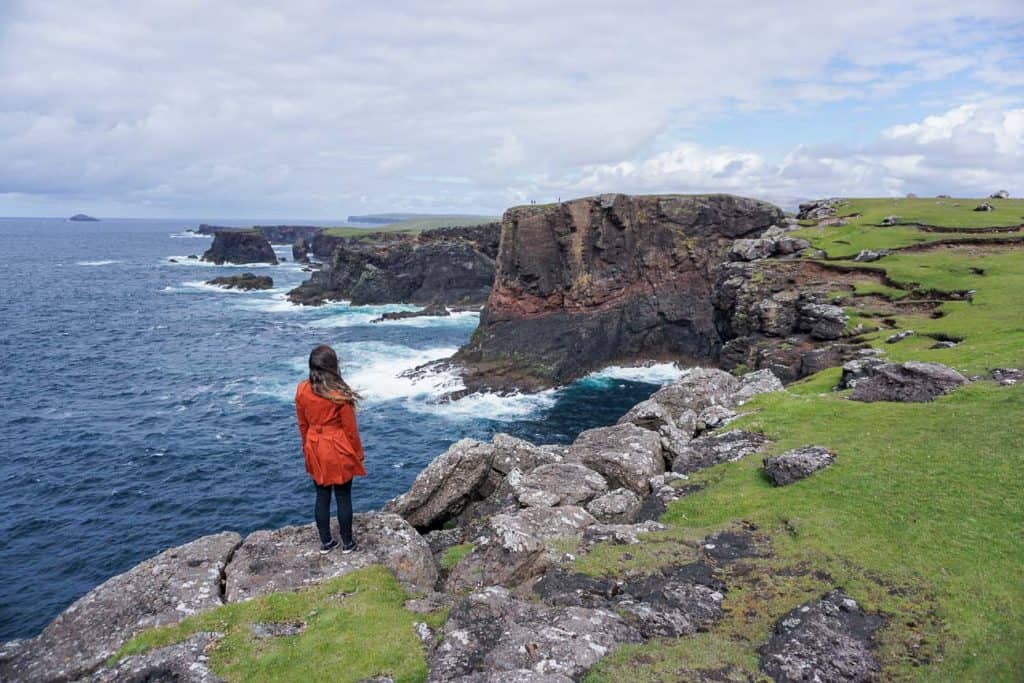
0, 1, 1021, 216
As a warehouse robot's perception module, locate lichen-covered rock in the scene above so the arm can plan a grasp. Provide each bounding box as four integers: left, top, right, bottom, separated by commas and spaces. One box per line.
796, 198, 843, 221
850, 361, 967, 403
974, 202, 995, 212
515, 463, 608, 507
0, 532, 240, 683
85, 632, 223, 683
695, 404, 737, 433
489, 434, 566, 475
614, 564, 725, 638
224, 513, 436, 601
586, 488, 642, 524
449, 671, 574, 682
429, 586, 642, 682
759, 590, 884, 682
568, 423, 665, 494
671, 430, 768, 474
385, 439, 495, 528
854, 249, 890, 262
797, 300, 847, 341
647, 367, 742, 416
581, 520, 666, 549
735, 368, 784, 404
445, 507, 596, 592
763, 446, 836, 486
837, 353, 886, 390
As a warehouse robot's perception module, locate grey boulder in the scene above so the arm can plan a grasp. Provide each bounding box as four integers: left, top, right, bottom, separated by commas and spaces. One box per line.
586, 488, 642, 524
384, 438, 495, 528
671, 430, 768, 474
85, 632, 223, 683
568, 423, 665, 494
735, 368, 784, 404
514, 463, 608, 508
763, 446, 836, 486
850, 361, 967, 402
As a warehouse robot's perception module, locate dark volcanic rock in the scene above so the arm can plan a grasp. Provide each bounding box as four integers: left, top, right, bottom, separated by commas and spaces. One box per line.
849, 361, 967, 402
429, 586, 642, 682
671, 430, 768, 474
194, 224, 322, 244
452, 193, 784, 391
763, 446, 836, 486
201, 230, 278, 265
290, 224, 499, 306
205, 273, 274, 290
0, 532, 240, 683
759, 590, 884, 682
292, 236, 310, 263
371, 303, 451, 323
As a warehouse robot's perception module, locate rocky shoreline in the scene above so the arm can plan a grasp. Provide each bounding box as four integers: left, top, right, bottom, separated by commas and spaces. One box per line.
0, 354, 972, 681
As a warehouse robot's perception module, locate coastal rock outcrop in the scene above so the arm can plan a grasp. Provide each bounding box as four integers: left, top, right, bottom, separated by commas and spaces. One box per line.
292, 236, 310, 263
447, 194, 783, 391
224, 513, 436, 600
763, 446, 836, 486
849, 361, 967, 403
194, 224, 323, 244
205, 273, 273, 290
290, 223, 500, 306
0, 531, 240, 683
201, 230, 278, 265
759, 590, 884, 682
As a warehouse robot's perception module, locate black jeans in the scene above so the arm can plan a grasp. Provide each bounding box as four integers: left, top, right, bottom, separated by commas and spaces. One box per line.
314, 480, 354, 545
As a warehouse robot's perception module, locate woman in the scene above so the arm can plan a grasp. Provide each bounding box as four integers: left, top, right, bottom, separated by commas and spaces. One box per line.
295, 344, 366, 554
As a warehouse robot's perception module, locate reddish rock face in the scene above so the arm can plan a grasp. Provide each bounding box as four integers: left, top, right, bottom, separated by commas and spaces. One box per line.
452, 194, 784, 391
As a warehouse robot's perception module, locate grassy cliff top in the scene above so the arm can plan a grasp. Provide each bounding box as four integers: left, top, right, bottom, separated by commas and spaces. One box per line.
323, 214, 497, 238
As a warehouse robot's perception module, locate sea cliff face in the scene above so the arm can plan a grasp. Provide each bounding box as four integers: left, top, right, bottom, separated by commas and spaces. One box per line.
201, 230, 278, 265
289, 223, 500, 306
452, 194, 785, 391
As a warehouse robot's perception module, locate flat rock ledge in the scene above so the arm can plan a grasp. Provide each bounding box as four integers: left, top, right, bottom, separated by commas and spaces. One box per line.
0, 531, 240, 683
225, 512, 436, 601
849, 361, 967, 403
759, 589, 884, 682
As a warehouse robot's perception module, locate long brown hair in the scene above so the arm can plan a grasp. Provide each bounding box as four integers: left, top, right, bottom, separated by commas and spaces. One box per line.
308, 344, 361, 404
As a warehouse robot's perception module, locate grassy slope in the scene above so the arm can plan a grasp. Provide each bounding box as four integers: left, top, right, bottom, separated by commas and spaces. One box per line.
791, 197, 1024, 258
323, 214, 498, 238
583, 202, 1024, 681
111, 566, 447, 683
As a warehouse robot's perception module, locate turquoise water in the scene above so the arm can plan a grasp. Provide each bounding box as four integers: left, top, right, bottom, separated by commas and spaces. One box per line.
0, 217, 682, 639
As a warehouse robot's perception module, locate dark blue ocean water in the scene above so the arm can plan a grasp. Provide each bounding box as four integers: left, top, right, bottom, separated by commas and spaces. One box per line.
0, 217, 684, 640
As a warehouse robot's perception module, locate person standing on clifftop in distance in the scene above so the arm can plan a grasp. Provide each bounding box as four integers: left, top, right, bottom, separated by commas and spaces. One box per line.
295, 344, 366, 554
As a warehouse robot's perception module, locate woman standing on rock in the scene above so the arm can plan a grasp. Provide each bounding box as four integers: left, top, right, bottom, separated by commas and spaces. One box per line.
295, 344, 366, 554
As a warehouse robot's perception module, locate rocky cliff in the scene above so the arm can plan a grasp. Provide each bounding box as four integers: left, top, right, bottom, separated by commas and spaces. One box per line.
201, 230, 278, 265
452, 194, 785, 391
193, 224, 323, 244
289, 223, 500, 306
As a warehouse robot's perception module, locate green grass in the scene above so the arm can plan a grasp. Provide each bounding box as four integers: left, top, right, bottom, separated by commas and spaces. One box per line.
440, 542, 474, 570
324, 214, 498, 238
791, 197, 1024, 258
581, 207, 1024, 681
111, 566, 447, 683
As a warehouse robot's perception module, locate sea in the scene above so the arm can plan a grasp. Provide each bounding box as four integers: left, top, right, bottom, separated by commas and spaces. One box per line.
0, 217, 686, 640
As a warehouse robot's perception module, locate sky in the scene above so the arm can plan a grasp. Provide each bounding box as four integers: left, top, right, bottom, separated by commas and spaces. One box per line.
0, 1, 1022, 218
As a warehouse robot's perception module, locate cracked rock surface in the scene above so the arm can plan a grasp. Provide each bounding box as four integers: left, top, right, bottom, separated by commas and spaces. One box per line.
0, 532, 240, 683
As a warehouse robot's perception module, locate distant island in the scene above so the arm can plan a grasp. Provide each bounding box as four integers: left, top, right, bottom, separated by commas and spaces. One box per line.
68, 214, 99, 222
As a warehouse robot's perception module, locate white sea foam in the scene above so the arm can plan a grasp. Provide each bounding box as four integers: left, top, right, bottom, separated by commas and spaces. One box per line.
169, 231, 210, 239
76, 260, 120, 266
163, 256, 276, 268
580, 362, 689, 386
307, 305, 480, 329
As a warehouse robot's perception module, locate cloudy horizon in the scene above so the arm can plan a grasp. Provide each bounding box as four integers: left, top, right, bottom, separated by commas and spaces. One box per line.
1, 1, 1022, 219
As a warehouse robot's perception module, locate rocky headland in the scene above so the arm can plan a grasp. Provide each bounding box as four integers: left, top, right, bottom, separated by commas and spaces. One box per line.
192, 224, 323, 244
201, 230, 278, 265
288, 223, 500, 306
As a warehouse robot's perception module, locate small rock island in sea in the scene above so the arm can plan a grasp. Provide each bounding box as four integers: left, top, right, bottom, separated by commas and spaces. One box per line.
68, 213, 99, 222
201, 229, 278, 265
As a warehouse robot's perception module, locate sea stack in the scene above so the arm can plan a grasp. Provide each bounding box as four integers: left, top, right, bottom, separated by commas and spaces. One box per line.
201, 229, 278, 265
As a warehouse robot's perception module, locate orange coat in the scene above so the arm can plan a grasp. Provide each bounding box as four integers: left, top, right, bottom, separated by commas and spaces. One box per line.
295, 380, 366, 486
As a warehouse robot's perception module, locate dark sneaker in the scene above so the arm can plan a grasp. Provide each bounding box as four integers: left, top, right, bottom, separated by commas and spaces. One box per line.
341, 540, 358, 554
319, 539, 338, 554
